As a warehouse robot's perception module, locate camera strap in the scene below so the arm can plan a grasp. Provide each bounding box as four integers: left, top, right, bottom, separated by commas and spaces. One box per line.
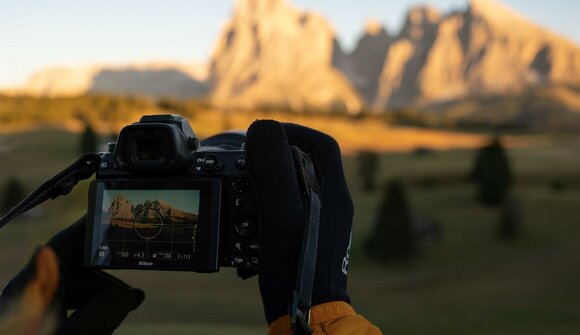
0, 153, 101, 229
289, 146, 321, 335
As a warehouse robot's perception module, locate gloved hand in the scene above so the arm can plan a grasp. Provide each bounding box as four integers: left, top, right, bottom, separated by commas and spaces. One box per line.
245, 120, 354, 324
0, 216, 145, 335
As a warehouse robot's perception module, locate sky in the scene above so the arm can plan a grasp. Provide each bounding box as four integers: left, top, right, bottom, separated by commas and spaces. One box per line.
0, 0, 578, 88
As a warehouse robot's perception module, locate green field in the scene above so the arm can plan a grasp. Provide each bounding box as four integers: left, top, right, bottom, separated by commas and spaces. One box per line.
0, 129, 579, 334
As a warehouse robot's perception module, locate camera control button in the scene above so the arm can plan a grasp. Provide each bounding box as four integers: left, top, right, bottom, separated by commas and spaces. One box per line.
249, 242, 262, 251
232, 176, 249, 193
234, 241, 246, 254
235, 216, 256, 237
235, 156, 246, 170
251, 255, 260, 266
202, 155, 218, 171
99, 161, 110, 170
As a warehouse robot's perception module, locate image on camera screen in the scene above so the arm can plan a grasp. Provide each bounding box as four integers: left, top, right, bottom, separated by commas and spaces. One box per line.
86, 180, 221, 272
101, 188, 199, 241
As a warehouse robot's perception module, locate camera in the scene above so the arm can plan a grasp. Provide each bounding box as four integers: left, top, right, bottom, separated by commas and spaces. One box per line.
84, 115, 260, 272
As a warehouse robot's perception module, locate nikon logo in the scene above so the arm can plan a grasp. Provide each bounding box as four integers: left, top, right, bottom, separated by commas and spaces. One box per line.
138, 261, 153, 266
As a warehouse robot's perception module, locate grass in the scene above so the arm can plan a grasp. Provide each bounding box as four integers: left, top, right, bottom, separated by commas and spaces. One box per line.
0, 127, 579, 334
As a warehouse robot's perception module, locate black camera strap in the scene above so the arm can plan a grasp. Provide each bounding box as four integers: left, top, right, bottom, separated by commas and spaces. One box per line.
289, 147, 322, 335
0, 153, 100, 229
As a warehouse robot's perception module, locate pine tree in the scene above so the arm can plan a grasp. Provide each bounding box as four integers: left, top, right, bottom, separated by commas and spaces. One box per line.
1, 177, 26, 215
366, 179, 417, 261
80, 123, 98, 154
470, 137, 513, 206
357, 151, 380, 192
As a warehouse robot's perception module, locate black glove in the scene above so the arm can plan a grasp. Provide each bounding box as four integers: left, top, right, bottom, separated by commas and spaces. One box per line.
0, 216, 145, 335
245, 120, 353, 324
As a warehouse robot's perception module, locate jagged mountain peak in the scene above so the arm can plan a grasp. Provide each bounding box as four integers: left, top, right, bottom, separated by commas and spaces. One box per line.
7, 62, 208, 98
233, 0, 292, 21
405, 5, 441, 26
469, 0, 524, 22
364, 19, 387, 37
235, 0, 283, 10
210, 0, 363, 113
354, 0, 580, 110
399, 5, 440, 41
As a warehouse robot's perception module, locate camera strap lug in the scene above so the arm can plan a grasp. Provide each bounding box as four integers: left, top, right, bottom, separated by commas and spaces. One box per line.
0, 153, 101, 229
289, 146, 321, 335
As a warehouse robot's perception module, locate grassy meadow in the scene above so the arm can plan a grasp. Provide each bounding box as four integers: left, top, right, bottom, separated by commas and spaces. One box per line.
0, 116, 579, 334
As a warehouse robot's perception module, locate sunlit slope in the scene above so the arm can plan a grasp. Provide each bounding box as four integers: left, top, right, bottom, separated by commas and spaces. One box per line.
0, 95, 546, 154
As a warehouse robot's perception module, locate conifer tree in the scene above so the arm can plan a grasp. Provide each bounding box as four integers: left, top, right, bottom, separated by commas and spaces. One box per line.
1, 177, 26, 215
80, 123, 98, 154
366, 179, 417, 261
470, 137, 513, 206
357, 150, 380, 192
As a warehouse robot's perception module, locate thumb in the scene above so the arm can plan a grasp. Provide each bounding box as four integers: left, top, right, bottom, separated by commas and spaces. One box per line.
58, 270, 144, 335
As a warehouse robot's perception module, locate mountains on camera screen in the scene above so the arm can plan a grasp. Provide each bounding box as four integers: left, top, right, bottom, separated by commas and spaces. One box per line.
106, 195, 198, 226
4, 0, 580, 122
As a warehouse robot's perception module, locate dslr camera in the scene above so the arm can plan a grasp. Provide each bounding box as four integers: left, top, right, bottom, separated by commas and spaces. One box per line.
85, 115, 260, 272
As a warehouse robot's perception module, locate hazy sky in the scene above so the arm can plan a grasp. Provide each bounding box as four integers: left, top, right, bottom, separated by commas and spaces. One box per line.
0, 0, 578, 88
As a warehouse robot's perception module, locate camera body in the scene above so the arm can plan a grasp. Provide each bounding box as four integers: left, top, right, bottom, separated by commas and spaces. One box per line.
84, 115, 260, 272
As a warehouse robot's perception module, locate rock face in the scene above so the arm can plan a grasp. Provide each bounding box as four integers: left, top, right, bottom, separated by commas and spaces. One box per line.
11, 63, 208, 99
107, 195, 134, 222
338, 20, 392, 105
5, 0, 579, 118
107, 195, 197, 224
344, 0, 580, 109
208, 0, 363, 114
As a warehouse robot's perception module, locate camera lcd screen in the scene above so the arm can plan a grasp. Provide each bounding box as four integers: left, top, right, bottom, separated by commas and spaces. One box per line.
86, 179, 221, 272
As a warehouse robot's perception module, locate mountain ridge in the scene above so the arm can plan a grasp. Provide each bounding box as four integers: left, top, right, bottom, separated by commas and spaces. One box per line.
339, 0, 580, 110
3, 62, 209, 99
107, 195, 198, 224
3, 0, 579, 121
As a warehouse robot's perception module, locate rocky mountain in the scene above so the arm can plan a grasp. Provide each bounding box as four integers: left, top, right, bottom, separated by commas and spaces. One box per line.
335, 20, 392, 105
341, 0, 580, 109
8, 62, 208, 99
107, 195, 197, 224
422, 84, 580, 130
4, 0, 579, 122
107, 195, 134, 221
208, 0, 363, 114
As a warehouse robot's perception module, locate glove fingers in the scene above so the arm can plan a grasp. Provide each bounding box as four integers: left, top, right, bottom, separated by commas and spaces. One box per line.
245, 120, 305, 323
246, 120, 305, 242
0, 246, 59, 316
30, 246, 60, 308
1, 215, 87, 318
59, 284, 144, 335
64, 269, 135, 310
0, 255, 37, 315
46, 215, 87, 274
282, 123, 353, 306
